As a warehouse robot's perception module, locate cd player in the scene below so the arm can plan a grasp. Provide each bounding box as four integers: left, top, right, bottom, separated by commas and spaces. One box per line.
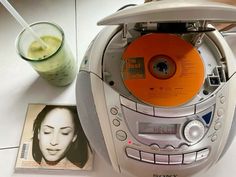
76, 1, 236, 177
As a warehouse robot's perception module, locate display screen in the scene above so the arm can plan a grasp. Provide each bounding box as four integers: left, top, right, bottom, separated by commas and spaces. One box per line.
139, 123, 178, 135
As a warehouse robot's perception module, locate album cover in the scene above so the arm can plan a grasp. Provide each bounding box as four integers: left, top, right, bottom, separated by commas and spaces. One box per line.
15, 104, 93, 172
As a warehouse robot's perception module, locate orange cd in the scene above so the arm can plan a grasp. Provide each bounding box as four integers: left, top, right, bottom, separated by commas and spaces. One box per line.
122, 33, 205, 107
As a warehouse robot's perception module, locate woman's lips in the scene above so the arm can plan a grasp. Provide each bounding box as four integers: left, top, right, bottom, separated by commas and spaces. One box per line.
47, 148, 60, 155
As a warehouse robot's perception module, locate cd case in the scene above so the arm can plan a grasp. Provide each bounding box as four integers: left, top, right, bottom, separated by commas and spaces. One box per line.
15, 104, 93, 172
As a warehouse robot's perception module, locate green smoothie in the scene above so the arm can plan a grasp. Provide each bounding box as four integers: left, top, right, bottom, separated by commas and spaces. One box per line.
27, 35, 77, 86
28, 36, 61, 60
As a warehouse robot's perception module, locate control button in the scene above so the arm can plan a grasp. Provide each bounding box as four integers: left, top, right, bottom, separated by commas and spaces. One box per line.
214, 122, 222, 130
137, 103, 154, 116
179, 144, 189, 150
155, 154, 169, 164
183, 152, 196, 164
110, 107, 118, 115
165, 145, 175, 150
196, 149, 210, 161
141, 151, 154, 163
211, 134, 218, 142
113, 119, 120, 127
155, 105, 194, 117
116, 130, 127, 141
202, 112, 212, 125
197, 106, 214, 125
150, 144, 160, 150
120, 96, 136, 110
126, 147, 140, 160
220, 96, 225, 104
184, 120, 205, 143
217, 108, 224, 117
169, 154, 182, 165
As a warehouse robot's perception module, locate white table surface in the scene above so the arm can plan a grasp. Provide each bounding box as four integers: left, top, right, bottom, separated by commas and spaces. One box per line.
0, 0, 236, 177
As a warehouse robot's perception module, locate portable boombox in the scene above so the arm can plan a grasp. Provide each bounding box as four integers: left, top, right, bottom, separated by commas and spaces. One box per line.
76, 1, 236, 177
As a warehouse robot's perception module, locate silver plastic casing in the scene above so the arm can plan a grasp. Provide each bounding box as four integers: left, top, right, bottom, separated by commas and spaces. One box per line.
76, 1, 236, 177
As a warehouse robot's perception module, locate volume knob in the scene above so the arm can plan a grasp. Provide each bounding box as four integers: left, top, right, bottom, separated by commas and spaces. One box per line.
184, 120, 205, 143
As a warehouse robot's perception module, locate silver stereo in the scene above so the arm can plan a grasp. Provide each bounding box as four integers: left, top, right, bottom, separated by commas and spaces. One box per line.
76, 1, 236, 177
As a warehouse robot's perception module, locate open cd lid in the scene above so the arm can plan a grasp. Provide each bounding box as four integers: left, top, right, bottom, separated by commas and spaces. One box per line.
98, 0, 236, 25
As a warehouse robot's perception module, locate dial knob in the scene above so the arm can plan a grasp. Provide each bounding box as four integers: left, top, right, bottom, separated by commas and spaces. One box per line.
184, 120, 205, 143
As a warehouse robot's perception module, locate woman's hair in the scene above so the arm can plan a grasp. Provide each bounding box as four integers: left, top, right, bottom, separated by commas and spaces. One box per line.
32, 105, 89, 168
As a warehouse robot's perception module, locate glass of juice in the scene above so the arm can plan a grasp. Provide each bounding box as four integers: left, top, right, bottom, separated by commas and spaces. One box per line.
16, 21, 77, 86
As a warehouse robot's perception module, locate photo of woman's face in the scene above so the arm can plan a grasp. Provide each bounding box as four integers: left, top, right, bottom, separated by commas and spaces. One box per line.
38, 108, 77, 162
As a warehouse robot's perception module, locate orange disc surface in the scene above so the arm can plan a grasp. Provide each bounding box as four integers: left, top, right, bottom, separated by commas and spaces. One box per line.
122, 33, 205, 107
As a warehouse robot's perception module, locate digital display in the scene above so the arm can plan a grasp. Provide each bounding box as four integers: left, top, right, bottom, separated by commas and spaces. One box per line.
139, 123, 178, 135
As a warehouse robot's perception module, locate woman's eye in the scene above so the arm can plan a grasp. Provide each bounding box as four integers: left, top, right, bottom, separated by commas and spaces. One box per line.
43, 128, 52, 134
61, 128, 72, 135
43, 131, 51, 134
61, 132, 70, 135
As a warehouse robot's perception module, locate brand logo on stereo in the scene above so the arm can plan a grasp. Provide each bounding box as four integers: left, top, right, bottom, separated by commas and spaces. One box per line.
153, 174, 178, 177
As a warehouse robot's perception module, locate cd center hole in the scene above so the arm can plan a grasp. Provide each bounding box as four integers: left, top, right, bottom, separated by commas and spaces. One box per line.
148, 55, 176, 80
155, 61, 168, 74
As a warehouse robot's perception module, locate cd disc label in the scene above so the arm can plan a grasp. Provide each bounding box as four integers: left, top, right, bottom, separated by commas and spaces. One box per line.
123, 57, 145, 80
122, 33, 204, 107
